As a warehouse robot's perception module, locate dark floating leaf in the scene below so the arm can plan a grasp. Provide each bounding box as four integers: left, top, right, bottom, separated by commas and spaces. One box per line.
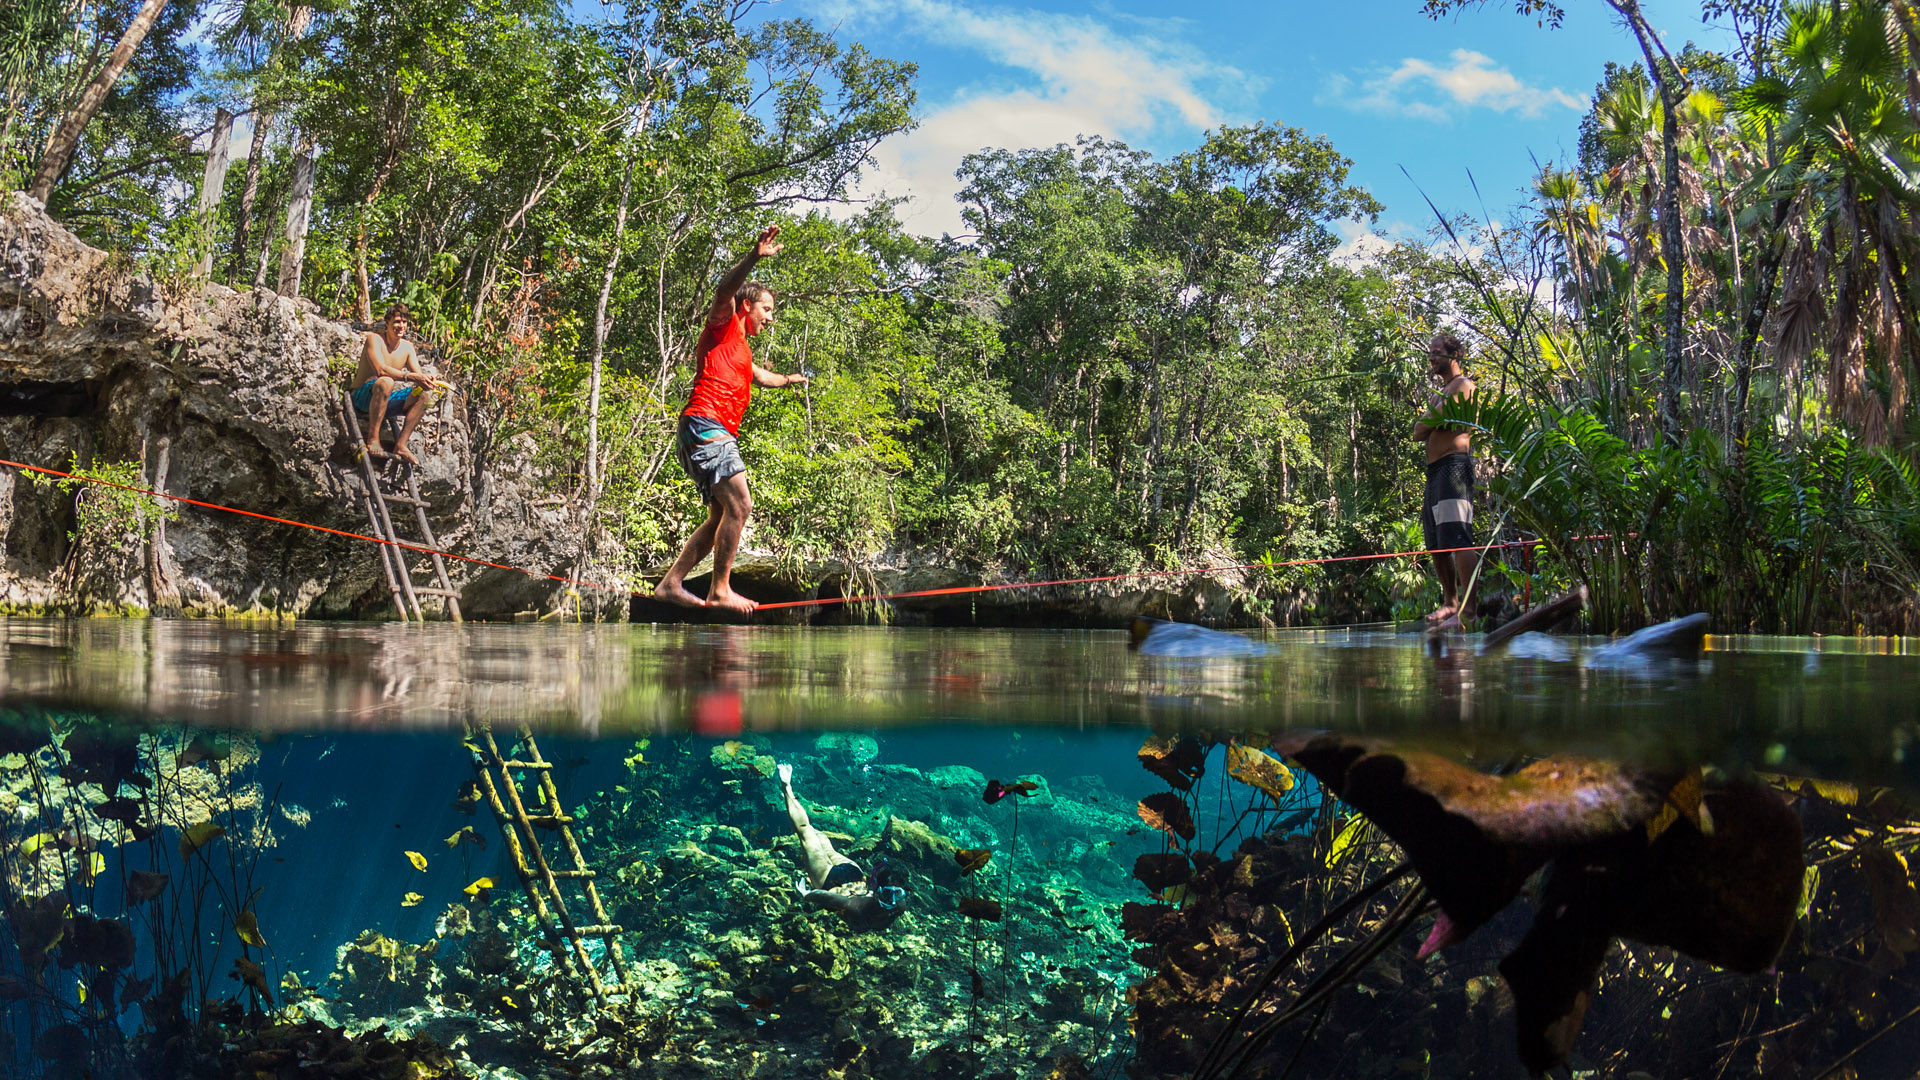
452, 780, 481, 816
1138, 736, 1206, 791
126, 864, 169, 899
968, 966, 985, 998
954, 848, 992, 875
231, 957, 273, 1002
982, 779, 1039, 804
93, 797, 142, 828
32, 1023, 87, 1062
60, 731, 145, 792
1132, 852, 1191, 892
176, 734, 231, 768
7, 894, 67, 977
59, 914, 135, 971
957, 897, 1003, 922
1137, 792, 1195, 841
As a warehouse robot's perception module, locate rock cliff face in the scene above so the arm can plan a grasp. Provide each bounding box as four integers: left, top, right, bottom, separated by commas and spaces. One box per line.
0, 194, 630, 620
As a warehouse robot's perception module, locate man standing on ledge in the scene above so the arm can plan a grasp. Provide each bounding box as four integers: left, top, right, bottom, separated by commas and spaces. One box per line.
1411, 332, 1477, 628
654, 224, 808, 616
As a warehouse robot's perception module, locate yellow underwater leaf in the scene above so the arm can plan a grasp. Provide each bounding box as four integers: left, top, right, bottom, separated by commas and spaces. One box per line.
444, 827, 479, 850
235, 910, 267, 948
405, 851, 428, 872
79, 852, 106, 885
179, 821, 226, 857
402, 893, 425, 908
1325, 816, 1368, 868
17, 833, 57, 858
1226, 742, 1295, 799
463, 877, 495, 898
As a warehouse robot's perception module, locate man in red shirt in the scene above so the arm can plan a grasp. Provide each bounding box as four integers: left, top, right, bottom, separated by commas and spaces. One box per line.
653, 224, 809, 616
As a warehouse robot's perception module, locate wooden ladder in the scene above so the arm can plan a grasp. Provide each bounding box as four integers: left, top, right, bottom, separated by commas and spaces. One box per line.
466, 721, 628, 1004
339, 393, 462, 622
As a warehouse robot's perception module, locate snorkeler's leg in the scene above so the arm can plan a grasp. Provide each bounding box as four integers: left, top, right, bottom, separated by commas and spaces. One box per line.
779, 763, 852, 888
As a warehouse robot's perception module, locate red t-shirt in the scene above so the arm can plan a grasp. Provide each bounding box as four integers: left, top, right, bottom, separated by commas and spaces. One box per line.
683, 311, 754, 435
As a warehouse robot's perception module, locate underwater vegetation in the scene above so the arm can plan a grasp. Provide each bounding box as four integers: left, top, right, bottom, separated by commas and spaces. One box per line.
0, 712, 1916, 1080
1122, 733, 1920, 1080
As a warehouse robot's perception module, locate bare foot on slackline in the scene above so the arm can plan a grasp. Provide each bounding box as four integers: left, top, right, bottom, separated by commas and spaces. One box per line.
392, 445, 419, 466
706, 588, 757, 617
653, 579, 705, 609
364, 441, 389, 461
1425, 603, 1457, 625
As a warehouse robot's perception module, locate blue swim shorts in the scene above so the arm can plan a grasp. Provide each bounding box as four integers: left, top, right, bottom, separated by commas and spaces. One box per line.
351, 379, 418, 413
675, 414, 747, 505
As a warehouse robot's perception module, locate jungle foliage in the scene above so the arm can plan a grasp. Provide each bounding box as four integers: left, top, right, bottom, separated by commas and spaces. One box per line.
7, 0, 1918, 630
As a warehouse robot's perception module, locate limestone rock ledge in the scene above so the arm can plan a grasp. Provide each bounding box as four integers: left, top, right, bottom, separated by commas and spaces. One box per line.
0, 193, 630, 620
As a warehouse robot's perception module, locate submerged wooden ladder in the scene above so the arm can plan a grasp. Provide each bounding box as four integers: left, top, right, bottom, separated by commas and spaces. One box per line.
339, 393, 462, 622
466, 720, 628, 1004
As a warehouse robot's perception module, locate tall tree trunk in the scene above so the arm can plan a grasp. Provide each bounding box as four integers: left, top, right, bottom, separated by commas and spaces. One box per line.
28, 0, 171, 204
230, 109, 274, 280
196, 108, 234, 277
277, 136, 316, 297
1615, 0, 1687, 445
588, 151, 639, 500
144, 434, 181, 617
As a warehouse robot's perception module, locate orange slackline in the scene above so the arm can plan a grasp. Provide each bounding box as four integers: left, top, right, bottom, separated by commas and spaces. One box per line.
0, 456, 1570, 614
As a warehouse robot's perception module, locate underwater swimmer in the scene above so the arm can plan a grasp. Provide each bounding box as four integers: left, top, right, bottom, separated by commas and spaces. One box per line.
777, 763, 907, 931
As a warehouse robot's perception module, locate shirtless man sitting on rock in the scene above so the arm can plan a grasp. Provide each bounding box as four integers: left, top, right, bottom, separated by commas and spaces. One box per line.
350, 303, 442, 465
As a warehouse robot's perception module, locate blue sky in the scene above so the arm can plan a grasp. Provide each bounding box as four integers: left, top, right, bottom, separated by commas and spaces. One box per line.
777, 0, 1739, 248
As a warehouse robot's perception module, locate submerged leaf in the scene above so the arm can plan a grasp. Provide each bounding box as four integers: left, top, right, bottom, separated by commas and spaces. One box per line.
1137, 793, 1195, 842
957, 896, 1003, 922
405, 851, 428, 872
231, 958, 272, 1002
1133, 852, 1191, 892
1325, 816, 1368, 868
445, 826, 485, 850
178, 821, 225, 857
1138, 736, 1206, 791
402, 892, 426, 908
955, 849, 992, 875
235, 910, 267, 949
463, 876, 496, 899
125, 871, 168, 904
1226, 743, 1294, 800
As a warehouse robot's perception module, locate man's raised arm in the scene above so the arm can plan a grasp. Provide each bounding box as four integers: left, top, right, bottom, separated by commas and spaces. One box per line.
706, 224, 784, 328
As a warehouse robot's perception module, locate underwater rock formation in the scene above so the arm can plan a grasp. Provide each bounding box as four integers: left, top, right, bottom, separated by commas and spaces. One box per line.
1273, 734, 1803, 1073
0, 194, 630, 619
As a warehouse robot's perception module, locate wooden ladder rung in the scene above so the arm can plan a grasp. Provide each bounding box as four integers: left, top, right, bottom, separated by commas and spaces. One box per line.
498, 759, 552, 770
414, 587, 460, 597
547, 869, 598, 880
523, 813, 576, 826
564, 924, 622, 937
380, 492, 427, 507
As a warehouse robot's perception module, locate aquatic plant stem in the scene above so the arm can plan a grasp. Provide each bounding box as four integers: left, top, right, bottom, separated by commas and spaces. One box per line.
1809, 1001, 1920, 1080
1215, 884, 1434, 1080
1188, 862, 1412, 1080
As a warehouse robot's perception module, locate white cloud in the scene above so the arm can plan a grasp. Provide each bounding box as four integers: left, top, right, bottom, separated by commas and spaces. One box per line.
1321, 49, 1586, 124
824, 0, 1256, 237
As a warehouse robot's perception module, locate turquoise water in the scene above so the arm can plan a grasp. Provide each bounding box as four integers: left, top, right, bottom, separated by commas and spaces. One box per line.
1, 617, 1918, 1078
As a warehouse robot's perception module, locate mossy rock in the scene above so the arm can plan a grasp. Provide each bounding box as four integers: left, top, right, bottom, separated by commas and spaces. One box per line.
709, 739, 778, 779
852, 815, 965, 887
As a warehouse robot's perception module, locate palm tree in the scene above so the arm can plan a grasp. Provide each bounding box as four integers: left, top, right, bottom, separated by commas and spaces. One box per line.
1736, 0, 1920, 446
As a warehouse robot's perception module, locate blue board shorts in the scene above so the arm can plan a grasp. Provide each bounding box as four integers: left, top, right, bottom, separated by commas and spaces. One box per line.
351, 379, 418, 413
675, 414, 746, 505
1422, 452, 1475, 553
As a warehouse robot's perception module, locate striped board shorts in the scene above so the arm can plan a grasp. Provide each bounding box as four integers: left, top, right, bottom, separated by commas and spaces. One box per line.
1422, 452, 1475, 553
